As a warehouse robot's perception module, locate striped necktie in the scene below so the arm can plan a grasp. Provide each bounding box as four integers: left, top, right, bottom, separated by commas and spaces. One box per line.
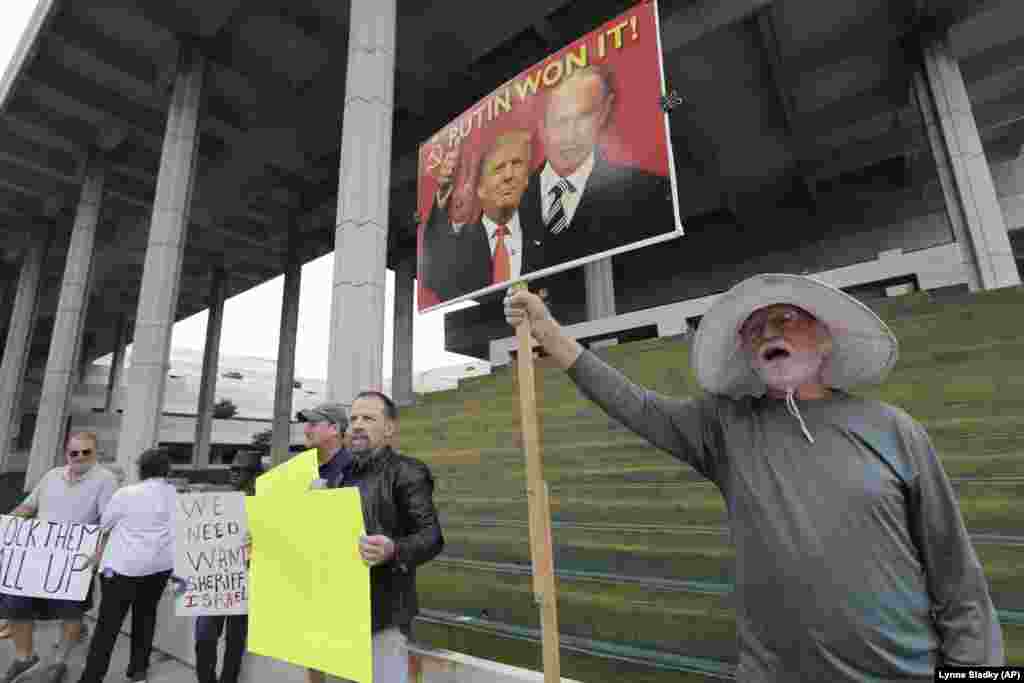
545, 178, 576, 234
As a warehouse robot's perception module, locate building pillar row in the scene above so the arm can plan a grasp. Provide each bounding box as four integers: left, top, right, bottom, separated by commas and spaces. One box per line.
326, 0, 396, 409
193, 265, 227, 468
392, 257, 415, 407
911, 24, 1021, 291
116, 44, 206, 482
0, 229, 52, 473
25, 152, 107, 489
271, 222, 301, 466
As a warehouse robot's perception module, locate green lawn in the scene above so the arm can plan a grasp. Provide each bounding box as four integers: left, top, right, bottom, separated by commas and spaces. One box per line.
437, 479, 1022, 535
417, 563, 737, 661
418, 562, 1024, 667
439, 524, 1024, 609
1007, 623, 1024, 666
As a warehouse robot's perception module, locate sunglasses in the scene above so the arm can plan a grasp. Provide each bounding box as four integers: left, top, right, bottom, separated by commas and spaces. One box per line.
739, 308, 815, 343
68, 449, 94, 458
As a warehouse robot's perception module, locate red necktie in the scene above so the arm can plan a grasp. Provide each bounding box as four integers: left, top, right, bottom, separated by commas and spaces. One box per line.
492, 225, 510, 284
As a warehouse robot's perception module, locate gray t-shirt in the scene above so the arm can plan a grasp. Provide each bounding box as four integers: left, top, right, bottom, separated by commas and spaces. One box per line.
22, 465, 118, 525
568, 350, 1004, 681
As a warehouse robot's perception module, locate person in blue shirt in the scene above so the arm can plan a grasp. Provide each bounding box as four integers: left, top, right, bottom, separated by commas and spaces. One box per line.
296, 402, 351, 488
294, 402, 352, 683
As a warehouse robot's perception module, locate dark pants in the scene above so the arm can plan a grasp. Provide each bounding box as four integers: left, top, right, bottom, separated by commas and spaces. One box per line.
195, 615, 249, 683
77, 570, 172, 683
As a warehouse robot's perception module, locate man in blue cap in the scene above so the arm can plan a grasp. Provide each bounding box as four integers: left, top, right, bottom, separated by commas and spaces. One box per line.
296, 402, 351, 488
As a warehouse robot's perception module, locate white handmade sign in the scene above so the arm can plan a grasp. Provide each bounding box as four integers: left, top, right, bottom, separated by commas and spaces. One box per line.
174, 492, 249, 616
0, 515, 101, 600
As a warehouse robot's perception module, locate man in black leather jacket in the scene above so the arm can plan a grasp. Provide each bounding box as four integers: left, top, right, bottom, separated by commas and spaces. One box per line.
324, 390, 443, 683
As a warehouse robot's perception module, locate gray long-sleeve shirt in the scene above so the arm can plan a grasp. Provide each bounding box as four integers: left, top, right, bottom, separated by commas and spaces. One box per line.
567, 351, 1004, 681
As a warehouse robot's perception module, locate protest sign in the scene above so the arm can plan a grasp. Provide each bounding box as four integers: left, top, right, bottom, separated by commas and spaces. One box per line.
416, 0, 681, 312
174, 491, 249, 616
255, 448, 318, 497
0, 515, 100, 600
246, 488, 371, 683
411, 5, 682, 675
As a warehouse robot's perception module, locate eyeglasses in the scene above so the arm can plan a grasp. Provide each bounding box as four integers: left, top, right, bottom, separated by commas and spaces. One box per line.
68, 449, 93, 458
739, 308, 814, 343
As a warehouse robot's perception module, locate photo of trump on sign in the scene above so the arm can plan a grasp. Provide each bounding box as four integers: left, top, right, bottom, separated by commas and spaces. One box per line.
416, 1, 683, 312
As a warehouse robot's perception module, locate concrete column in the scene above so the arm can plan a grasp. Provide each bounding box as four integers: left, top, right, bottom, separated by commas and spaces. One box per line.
104, 314, 128, 413
912, 30, 1021, 291
326, 0, 396, 408
0, 275, 14, 355
584, 257, 616, 320
391, 259, 415, 407
0, 233, 50, 472
116, 46, 204, 481
26, 158, 105, 488
78, 331, 95, 385
271, 226, 301, 466
193, 266, 226, 468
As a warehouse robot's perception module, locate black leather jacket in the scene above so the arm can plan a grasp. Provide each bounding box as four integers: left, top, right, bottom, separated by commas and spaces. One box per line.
327, 446, 443, 633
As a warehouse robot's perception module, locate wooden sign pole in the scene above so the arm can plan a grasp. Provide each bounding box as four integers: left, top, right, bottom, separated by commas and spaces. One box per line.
510, 281, 561, 682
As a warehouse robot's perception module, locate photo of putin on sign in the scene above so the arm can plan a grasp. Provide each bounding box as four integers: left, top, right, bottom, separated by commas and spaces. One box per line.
523, 64, 674, 272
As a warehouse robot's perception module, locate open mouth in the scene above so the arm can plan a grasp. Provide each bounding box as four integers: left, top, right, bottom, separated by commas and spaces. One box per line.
760, 345, 791, 362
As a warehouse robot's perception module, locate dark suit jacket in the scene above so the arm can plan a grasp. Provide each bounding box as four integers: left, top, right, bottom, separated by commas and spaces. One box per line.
519, 150, 676, 273
422, 200, 547, 301
421, 199, 488, 301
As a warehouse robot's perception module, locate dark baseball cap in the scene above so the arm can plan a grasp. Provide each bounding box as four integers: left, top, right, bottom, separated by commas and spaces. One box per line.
296, 402, 349, 430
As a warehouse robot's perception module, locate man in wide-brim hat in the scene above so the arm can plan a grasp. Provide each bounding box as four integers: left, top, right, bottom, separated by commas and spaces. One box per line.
505, 273, 1004, 681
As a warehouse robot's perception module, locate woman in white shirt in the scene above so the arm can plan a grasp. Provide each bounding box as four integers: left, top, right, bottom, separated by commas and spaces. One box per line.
77, 448, 178, 683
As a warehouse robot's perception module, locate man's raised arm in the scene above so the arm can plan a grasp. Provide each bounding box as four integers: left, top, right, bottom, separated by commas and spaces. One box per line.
504, 289, 724, 481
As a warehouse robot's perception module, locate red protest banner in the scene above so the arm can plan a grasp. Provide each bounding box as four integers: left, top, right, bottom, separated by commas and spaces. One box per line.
416, 1, 682, 312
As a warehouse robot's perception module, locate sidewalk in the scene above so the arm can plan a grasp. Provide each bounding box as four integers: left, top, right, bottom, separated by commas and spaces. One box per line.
0, 620, 197, 683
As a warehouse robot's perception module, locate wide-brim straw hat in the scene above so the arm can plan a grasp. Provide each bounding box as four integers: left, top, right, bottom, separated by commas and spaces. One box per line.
692, 273, 899, 398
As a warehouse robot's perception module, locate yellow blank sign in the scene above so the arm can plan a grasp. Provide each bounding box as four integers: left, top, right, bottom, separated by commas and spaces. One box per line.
255, 448, 319, 497
245, 488, 372, 682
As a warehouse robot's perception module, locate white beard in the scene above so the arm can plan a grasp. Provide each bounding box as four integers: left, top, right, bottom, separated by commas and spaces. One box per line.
751, 348, 827, 393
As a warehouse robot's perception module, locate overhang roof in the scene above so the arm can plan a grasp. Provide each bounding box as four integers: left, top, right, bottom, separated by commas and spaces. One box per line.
1, 0, 1022, 367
